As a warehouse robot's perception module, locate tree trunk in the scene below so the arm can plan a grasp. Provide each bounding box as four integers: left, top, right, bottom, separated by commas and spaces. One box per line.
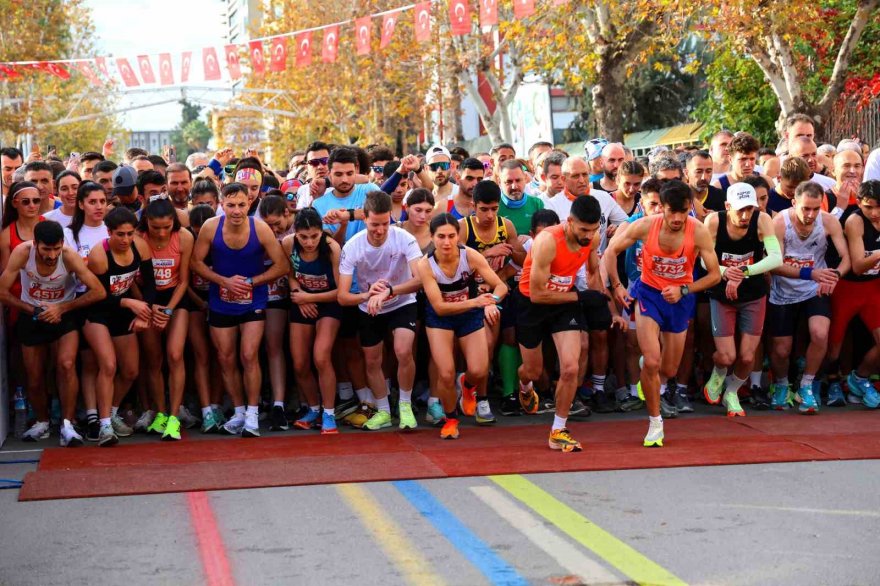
592, 55, 626, 142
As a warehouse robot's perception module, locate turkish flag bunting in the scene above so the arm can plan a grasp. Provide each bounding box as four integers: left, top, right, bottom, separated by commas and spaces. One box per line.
95, 57, 109, 78
414, 2, 431, 43
73, 61, 102, 86
322, 25, 339, 63
225, 44, 242, 80
0, 64, 20, 80
295, 31, 312, 67
203, 47, 222, 81
355, 17, 372, 55
181, 51, 192, 82
248, 41, 265, 75
480, 0, 498, 26
380, 14, 397, 49
137, 55, 156, 83
553, 0, 569, 4
115, 58, 139, 87
448, 0, 471, 36
270, 37, 288, 72
158, 53, 174, 85
34, 62, 71, 80
514, 0, 535, 19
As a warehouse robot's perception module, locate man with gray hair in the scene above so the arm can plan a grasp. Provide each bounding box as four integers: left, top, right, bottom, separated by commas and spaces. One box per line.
595, 142, 625, 194
651, 154, 684, 181
185, 152, 209, 171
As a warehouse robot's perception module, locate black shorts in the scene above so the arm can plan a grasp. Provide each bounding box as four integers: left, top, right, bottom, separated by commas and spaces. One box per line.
582, 295, 612, 331
500, 288, 518, 330
516, 295, 585, 349
289, 301, 342, 325
87, 306, 137, 338
338, 305, 361, 339
154, 288, 195, 313
768, 296, 832, 338
358, 303, 418, 347
208, 308, 266, 329
16, 311, 80, 347
267, 298, 291, 311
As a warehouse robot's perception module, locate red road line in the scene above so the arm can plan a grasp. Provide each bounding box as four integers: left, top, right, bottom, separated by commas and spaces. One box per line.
187, 491, 235, 586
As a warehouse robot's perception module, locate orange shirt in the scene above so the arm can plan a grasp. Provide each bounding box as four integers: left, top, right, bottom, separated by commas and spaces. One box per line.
640, 215, 697, 290
519, 224, 591, 298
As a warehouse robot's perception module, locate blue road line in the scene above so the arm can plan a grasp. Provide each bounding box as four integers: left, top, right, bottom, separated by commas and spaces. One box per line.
0, 459, 40, 464
393, 480, 529, 586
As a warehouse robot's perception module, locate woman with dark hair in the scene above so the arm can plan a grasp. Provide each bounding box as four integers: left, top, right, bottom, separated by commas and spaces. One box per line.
402, 188, 436, 254
1, 181, 45, 270
44, 170, 81, 227
281, 207, 343, 434
190, 179, 220, 211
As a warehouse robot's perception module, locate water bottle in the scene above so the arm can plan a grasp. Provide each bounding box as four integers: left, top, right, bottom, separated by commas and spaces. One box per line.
13, 386, 27, 439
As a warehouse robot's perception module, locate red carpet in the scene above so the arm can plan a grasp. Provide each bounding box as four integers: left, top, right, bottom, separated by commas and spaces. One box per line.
19, 411, 880, 501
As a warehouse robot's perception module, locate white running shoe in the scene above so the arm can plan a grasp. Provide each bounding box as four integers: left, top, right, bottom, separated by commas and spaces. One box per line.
242, 412, 260, 438
643, 419, 664, 448
222, 414, 246, 435
98, 423, 118, 447
134, 410, 155, 433
59, 420, 83, 447
178, 405, 200, 429
22, 421, 50, 442
111, 414, 134, 437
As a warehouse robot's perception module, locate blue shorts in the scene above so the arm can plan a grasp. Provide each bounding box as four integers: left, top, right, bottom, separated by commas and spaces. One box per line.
636, 282, 695, 334
425, 305, 485, 338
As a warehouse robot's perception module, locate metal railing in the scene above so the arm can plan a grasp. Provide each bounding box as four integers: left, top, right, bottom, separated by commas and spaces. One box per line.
826, 97, 880, 149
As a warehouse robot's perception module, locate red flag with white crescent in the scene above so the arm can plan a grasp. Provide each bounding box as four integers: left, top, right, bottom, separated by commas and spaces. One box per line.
73, 61, 102, 86
181, 51, 192, 82
322, 25, 339, 63
480, 0, 498, 26
296, 31, 312, 67
380, 13, 397, 49
137, 55, 156, 83
249, 41, 265, 75
115, 58, 139, 87
203, 47, 222, 81
414, 2, 431, 43
355, 17, 372, 56
34, 62, 71, 80
158, 53, 174, 85
514, 0, 535, 19
95, 57, 109, 78
270, 37, 288, 72
448, 0, 471, 36
225, 44, 242, 79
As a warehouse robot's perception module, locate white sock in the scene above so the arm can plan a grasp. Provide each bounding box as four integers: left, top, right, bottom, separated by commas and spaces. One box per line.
100, 417, 111, 427
246, 405, 259, 416
355, 387, 371, 404
725, 374, 747, 394
309, 404, 320, 413
273, 401, 284, 408
234, 405, 246, 417
201, 407, 212, 419
110, 406, 119, 418
519, 380, 533, 393
591, 374, 606, 390
750, 371, 762, 387
338, 382, 355, 400
376, 396, 391, 413
324, 407, 335, 417
659, 383, 667, 396
399, 389, 413, 404
427, 397, 440, 406
801, 374, 815, 388
649, 415, 663, 424
552, 415, 567, 431
629, 384, 639, 397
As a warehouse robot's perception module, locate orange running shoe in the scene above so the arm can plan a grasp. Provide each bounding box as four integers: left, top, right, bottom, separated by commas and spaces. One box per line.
548, 428, 583, 452
440, 418, 460, 440
458, 374, 476, 416
518, 382, 539, 415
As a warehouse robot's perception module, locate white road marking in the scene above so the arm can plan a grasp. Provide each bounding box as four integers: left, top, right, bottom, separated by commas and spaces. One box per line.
717, 504, 880, 518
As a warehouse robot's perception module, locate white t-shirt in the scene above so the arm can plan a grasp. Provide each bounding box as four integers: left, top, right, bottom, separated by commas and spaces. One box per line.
544, 189, 627, 253
339, 226, 422, 314
295, 182, 315, 209
44, 208, 74, 228
64, 223, 109, 292
865, 148, 880, 182
810, 172, 836, 191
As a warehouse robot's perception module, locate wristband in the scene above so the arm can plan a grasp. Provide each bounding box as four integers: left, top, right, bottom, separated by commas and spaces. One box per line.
161, 308, 173, 316
491, 294, 502, 303
347, 209, 355, 222
799, 267, 813, 281
244, 277, 254, 285
387, 284, 394, 297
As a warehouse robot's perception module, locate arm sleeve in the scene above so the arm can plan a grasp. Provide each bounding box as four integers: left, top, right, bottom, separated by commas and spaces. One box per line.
380, 172, 402, 195
207, 158, 223, 177
747, 235, 782, 276
138, 259, 157, 304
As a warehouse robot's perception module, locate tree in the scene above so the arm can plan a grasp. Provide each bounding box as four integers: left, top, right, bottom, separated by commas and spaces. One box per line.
170, 99, 213, 155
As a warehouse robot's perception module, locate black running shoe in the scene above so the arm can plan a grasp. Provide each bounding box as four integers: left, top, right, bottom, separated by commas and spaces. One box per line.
499, 394, 522, 416
335, 397, 359, 420
590, 391, 615, 414
85, 418, 100, 442
269, 405, 289, 431
750, 385, 771, 410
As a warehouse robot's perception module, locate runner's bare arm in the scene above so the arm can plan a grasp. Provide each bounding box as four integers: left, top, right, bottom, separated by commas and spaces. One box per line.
528, 230, 578, 305
770, 213, 800, 278
604, 216, 649, 289
504, 220, 526, 265
164, 228, 193, 310
825, 213, 851, 277
418, 256, 492, 317
336, 273, 365, 306
293, 239, 342, 304
253, 221, 289, 286
58, 248, 106, 311
688, 222, 722, 294
191, 217, 225, 285
0, 244, 37, 313
468, 247, 509, 301
845, 212, 880, 275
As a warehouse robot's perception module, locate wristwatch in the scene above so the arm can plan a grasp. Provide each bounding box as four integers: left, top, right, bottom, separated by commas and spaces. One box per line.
679, 284, 690, 297
742, 266, 750, 277
347, 209, 355, 222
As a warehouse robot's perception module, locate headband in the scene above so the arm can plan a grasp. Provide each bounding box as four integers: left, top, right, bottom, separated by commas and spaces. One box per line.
235, 168, 263, 184
11, 186, 39, 200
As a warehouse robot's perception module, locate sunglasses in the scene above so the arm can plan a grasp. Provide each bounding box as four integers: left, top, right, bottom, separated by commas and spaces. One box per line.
308, 157, 329, 167
18, 198, 42, 206
223, 164, 236, 175
428, 161, 450, 172
371, 166, 385, 174
482, 161, 491, 169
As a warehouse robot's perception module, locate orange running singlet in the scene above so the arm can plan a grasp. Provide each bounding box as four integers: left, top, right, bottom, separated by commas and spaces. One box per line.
640, 215, 697, 290
519, 224, 590, 298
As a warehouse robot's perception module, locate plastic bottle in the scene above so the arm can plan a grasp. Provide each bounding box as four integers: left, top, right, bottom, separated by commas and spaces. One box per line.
13, 386, 27, 439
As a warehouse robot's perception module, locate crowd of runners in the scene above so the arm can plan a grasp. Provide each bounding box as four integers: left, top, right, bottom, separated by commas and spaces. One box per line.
3, 112, 880, 452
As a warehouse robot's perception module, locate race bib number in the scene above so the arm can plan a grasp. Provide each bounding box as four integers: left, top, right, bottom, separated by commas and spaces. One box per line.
219, 286, 253, 304
441, 288, 469, 303
77, 244, 91, 260
152, 258, 175, 287
267, 276, 288, 301
109, 269, 137, 296
721, 251, 754, 269
546, 274, 574, 293
650, 255, 687, 281
783, 254, 814, 270
635, 248, 644, 272
192, 273, 210, 291
864, 250, 880, 276
28, 283, 64, 301
296, 271, 329, 292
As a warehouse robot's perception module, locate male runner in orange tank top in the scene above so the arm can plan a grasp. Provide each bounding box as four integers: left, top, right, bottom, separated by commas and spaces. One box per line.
604, 180, 721, 448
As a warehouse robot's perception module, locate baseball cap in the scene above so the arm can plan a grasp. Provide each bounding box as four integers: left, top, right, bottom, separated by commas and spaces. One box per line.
425, 144, 451, 163
584, 138, 608, 161
727, 182, 758, 210
112, 165, 137, 196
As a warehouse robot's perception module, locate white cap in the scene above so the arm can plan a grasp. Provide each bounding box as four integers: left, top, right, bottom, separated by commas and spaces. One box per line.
584, 138, 608, 161
425, 144, 451, 163
727, 182, 758, 210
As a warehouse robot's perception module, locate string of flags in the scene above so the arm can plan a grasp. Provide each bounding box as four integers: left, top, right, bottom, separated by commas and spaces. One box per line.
0, 0, 565, 87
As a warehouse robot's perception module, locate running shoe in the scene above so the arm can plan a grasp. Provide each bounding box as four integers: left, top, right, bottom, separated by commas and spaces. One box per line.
723, 390, 745, 417
270, 405, 289, 431
796, 381, 818, 414
548, 428, 583, 452
536, 397, 556, 414
345, 403, 375, 428
770, 383, 792, 410
398, 402, 417, 430
660, 393, 678, 419
134, 410, 154, 433
178, 405, 200, 429
865, 385, 880, 410
111, 414, 134, 437
637, 381, 645, 401
98, 422, 118, 447
425, 401, 444, 426
321, 411, 338, 435
750, 385, 771, 410
363, 410, 392, 431
86, 418, 100, 442
22, 421, 50, 442
201, 410, 220, 434
458, 374, 476, 416
518, 382, 539, 415
847, 371, 880, 408
569, 398, 591, 417
221, 415, 245, 435
703, 370, 725, 405
59, 420, 83, 447
643, 419, 664, 447
334, 397, 359, 420
826, 381, 846, 407
294, 409, 319, 430
440, 418, 460, 440
499, 395, 522, 416
675, 387, 694, 413
617, 395, 645, 412
147, 412, 168, 435
242, 411, 260, 437
162, 415, 182, 441
590, 391, 615, 414
212, 406, 228, 426
475, 400, 496, 425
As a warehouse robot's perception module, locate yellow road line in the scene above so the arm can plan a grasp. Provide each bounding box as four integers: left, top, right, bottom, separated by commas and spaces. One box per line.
490, 475, 687, 586
336, 484, 445, 586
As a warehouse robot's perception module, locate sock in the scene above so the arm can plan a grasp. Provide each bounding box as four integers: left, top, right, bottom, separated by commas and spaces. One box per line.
210, 403, 220, 411
355, 387, 371, 404
713, 365, 727, 381
110, 406, 118, 418
338, 382, 354, 400
552, 415, 567, 431
852, 370, 867, 382
324, 407, 335, 417
100, 417, 111, 427
309, 404, 320, 413
750, 371, 762, 387
385, 378, 392, 393
376, 396, 390, 413
777, 377, 789, 387
676, 382, 687, 393
629, 384, 639, 397
273, 401, 284, 408
498, 344, 522, 397
649, 415, 663, 424
659, 383, 667, 397
427, 397, 440, 407
246, 405, 258, 416
86, 409, 98, 423
591, 374, 606, 392
519, 380, 533, 394
801, 374, 815, 388
399, 389, 413, 404
233, 406, 245, 419
725, 374, 747, 394
201, 406, 212, 419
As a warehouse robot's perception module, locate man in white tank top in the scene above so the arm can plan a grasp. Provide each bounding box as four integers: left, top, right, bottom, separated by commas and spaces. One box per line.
768, 181, 851, 414
0, 220, 106, 446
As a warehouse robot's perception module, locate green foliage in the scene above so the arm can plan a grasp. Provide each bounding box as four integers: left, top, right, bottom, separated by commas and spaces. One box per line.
170, 99, 212, 156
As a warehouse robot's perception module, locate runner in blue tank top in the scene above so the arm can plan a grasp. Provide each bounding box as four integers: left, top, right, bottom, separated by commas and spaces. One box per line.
191, 182, 288, 438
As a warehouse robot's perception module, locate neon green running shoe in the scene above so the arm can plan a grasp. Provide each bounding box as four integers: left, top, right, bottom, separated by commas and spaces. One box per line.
363, 410, 392, 431
147, 412, 168, 435
723, 390, 745, 417
162, 415, 182, 441
637, 381, 645, 401
398, 402, 417, 430
703, 370, 725, 405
